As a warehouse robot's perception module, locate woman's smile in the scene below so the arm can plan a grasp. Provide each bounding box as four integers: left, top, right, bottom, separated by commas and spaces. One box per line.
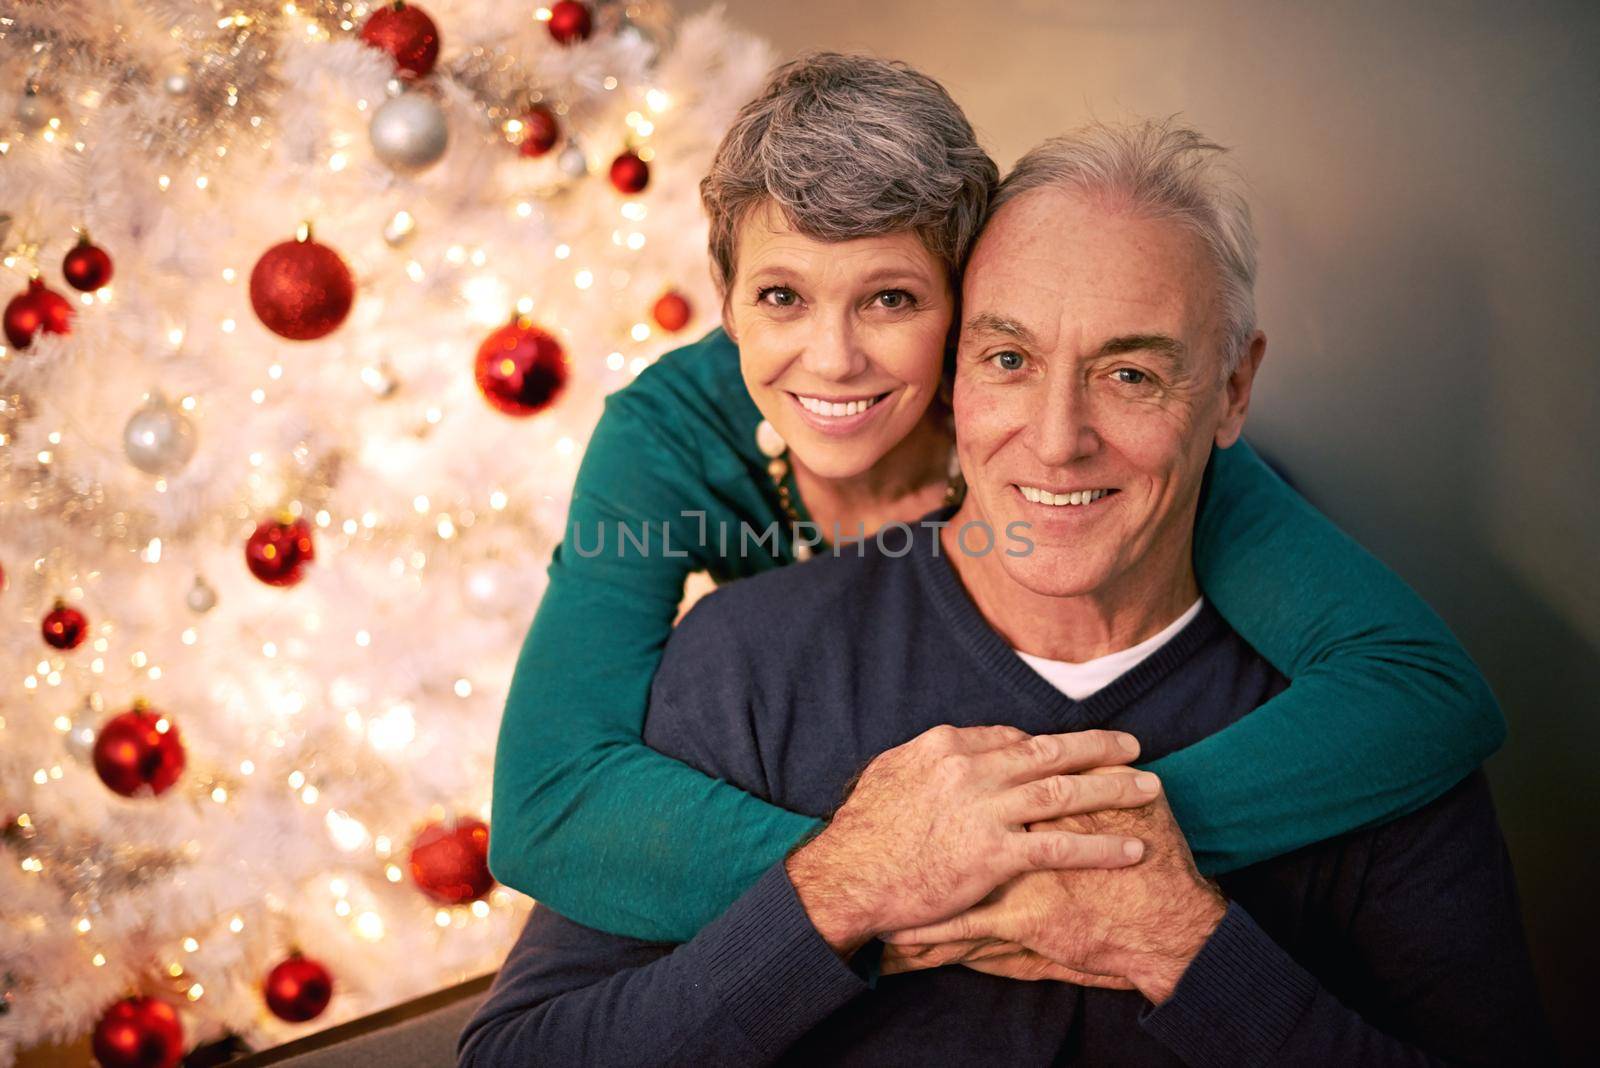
786, 389, 895, 435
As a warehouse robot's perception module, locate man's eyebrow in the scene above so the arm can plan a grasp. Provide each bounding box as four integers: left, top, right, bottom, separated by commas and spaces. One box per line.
1097, 334, 1187, 363
964, 312, 1039, 345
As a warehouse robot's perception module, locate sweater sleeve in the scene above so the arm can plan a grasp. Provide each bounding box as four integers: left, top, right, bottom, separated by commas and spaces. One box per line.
1149, 439, 1506, 874
456, 864, 868, 1068
1139, 772, 1552, 1066
488, 387, 820, 942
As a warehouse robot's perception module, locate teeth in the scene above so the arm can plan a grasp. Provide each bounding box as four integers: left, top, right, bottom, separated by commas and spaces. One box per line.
796, 394, 881, 418
1018, 486, 1111, 507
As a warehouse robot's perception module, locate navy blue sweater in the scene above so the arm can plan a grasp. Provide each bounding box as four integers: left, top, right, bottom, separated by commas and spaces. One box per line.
460, 519, 1549, 1066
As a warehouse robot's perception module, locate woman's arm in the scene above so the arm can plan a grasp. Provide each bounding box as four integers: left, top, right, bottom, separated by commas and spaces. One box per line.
489, 388, 819, 942
1150, 439, 1505, 874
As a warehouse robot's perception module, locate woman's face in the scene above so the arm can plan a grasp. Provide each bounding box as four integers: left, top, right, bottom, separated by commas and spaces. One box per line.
725, 203, 954, 482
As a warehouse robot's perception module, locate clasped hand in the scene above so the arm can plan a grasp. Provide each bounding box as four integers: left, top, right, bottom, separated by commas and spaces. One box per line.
783, 725, 1224, 1004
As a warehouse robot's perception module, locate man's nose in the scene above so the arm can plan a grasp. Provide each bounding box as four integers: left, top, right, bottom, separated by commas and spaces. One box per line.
798, 310, 869, 381
1029, 381, 1100, 467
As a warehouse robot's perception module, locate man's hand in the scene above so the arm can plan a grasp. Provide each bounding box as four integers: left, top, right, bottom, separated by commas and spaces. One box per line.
881, 939, 1136, 989
785, 725, 1159, 957
883, 769, 1226, 1003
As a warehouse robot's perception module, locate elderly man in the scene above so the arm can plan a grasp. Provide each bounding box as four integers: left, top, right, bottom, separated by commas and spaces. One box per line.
458, 123, 1549, 1066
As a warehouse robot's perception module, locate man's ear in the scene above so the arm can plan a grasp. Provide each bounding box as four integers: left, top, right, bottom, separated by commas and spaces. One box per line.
1214, 331, 1266, 450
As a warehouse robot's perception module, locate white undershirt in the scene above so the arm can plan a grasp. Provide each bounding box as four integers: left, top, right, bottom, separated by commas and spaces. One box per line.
1015, 598, 1205, 700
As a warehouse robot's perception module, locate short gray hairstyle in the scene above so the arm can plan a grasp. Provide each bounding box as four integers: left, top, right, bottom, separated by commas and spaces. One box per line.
701, 52, 998, 297
994, 120, 1260, 374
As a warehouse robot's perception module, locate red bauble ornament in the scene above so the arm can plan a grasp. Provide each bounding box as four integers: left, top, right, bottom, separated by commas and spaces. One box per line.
264, 955, 334, 1023
4, 277, 74, 349
608, 151, 650, 194
63, 234, 115, 291
246, 516, 316, 587
360, 2, 441, 79
92, 996, 185, 1068
652, 291, 692, 332
42, 599, 88, 650
474, 317, 570, 416
546, 1, 592, 45
409, 817, 494, 904
249, 231, 354, 341
93, 700, 187, 798
518, 104, 560, 158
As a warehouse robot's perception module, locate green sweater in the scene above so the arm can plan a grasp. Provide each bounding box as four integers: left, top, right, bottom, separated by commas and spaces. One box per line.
490, 328, 1504, 943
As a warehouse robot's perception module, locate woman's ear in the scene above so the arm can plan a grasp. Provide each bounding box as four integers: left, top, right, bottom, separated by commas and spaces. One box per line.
720, 294, 737, 342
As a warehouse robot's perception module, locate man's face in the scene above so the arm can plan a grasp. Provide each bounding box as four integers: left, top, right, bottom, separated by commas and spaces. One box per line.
953, 187, 1263, 601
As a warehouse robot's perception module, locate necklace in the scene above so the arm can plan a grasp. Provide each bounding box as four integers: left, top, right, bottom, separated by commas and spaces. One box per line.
755, 418, 964, 560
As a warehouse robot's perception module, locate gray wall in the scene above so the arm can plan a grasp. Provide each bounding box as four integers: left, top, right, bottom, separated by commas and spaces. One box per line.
696, 0, 1600, 1057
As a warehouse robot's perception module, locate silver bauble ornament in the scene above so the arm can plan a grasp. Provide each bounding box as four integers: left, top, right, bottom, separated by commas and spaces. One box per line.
370, 92, 449, 174
557, 143, 588, 178
123, 393, 197, 476
616, 19, 662, 60
186, 574, 217, 614
62, 698, 99, 764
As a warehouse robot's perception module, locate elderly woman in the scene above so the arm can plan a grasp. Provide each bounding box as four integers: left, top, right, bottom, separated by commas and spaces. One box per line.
486, 53, 1502, 944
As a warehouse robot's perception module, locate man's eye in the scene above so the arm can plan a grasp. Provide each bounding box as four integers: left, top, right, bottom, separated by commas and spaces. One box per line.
991, 351, 1025, 371
875, 289, 915, 310
757, 286, 798, 308
1113, 368, 1149, 384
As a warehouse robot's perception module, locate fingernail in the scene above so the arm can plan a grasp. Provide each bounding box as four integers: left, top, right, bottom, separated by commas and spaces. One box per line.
1118, 734, 1140, 756
1123, 839, 1144, 861
1135, 772, 1160, 793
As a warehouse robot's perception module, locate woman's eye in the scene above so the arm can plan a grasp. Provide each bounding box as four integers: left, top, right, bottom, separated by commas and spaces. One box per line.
991, 350, 1025, 372
1113, 367, 1149, 385
875, 289, 915, 310
757, 286, 798, 308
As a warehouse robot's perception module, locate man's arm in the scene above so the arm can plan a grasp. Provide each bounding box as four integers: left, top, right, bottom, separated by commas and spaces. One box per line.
889, 770, 1553, 1067
456, 863, 869, 1068
1142, 769, 1553, 1068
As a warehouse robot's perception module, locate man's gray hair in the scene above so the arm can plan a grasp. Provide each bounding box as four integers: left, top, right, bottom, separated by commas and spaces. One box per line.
701, 52, 998, 297
995, 120, 1260, 374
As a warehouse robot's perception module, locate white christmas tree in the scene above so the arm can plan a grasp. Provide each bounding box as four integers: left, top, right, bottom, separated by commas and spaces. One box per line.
0, 1, 770, 1062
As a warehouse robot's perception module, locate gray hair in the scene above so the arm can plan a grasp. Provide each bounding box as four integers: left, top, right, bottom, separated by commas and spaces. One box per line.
701, 52, 998, 297
994, 120, 1260, 374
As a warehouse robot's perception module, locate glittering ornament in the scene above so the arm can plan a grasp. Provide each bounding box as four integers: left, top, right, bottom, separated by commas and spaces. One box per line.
360, 1, 441, 79
92, 996, 185, 1068
246, 516, 316, 587
652, 291, 691, 332
162, 71, 191, 96
5, 277, 73, 349
186, 574, 218, 613
63, 233, 114, 291
609, 151, 650, 194
518, 104, 560, 158
249, 228, 354, 341
474, 317, 570, 417
557, 143, 588, 178
264, 955, 334, 1023
123, 393, 197, 476
547, 1, 592, 45
15, 86, 56, 134
63, 697, 99, 764
410, 817, 493, 904
42, 599, 88, 650
370, 90, 449, 174
93, 700, 186, 798
383, 209, 416, 247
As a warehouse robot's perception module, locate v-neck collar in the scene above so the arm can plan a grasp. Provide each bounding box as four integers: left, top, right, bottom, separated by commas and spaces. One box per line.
910, 507, 1224, 732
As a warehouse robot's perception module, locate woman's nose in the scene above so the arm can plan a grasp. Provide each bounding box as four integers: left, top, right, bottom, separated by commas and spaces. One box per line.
798, 311, 869, 381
